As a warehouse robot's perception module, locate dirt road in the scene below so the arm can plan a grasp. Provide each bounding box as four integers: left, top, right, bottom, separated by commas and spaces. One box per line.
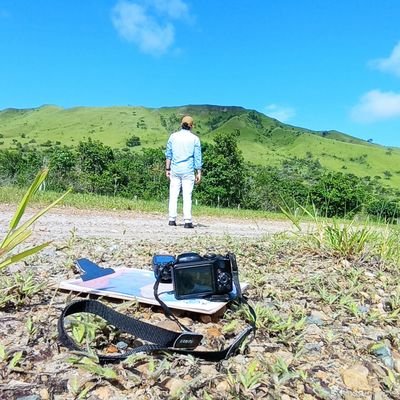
0, 204, 295, 244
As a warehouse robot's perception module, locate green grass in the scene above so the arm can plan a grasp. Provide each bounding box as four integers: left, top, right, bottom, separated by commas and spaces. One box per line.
1, 104, 399, 188
0, 185, 284, 220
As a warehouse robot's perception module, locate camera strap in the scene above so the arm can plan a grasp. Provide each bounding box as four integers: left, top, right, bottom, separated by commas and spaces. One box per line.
58, 298, 254, 363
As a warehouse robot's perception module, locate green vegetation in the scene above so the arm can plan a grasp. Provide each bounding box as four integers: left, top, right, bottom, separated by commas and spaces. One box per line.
1, 130, 399, 222
0, 104, 399, 222
1, 104, 400, 189
0, 168, 70, 271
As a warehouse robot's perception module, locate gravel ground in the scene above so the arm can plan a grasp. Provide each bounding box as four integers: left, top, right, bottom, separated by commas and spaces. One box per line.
1, 205, 399, 400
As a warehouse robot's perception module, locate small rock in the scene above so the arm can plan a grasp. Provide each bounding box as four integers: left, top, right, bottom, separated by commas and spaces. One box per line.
165, 378, 185, 396
392, 349, 400, 373
341, 259, 351, 268
116, 341, 128, 350
233, 354, 247, 365
364, 326, 386, 341
307, 310, 329, 326
393, 358, 400, 373
38, 388, 49, 400
216, 380, 230, 393
373, 391, 389, 400
341, 364, 371, 391
274, 350, 294, 365
305, 324, 322, 336
151, 312, 165, 322
314, 370, 329, 381
178, 317, 194, 326
156, 319, 180, 331
205, 326, 223, 338
16, 397, 40, 400
199, 315, 212, 323
358, 304, 370, 314
91, 385, 114, 400
249, 345, 265, 355
135, 363, 149, 375
304, 342, 322, 353
109, 244, 119, 253
200, 364, 218, 376
370, 343, 394, 369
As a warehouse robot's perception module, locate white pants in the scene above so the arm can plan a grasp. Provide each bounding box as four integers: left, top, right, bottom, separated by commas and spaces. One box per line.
169, 173, 195, 222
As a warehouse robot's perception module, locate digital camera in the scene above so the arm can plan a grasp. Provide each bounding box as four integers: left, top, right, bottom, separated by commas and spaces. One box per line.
152, 252, 235, 300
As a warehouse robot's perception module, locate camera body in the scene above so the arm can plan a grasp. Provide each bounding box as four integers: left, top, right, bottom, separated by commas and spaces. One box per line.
152, 252, 234, 300
152, 254, 176, 283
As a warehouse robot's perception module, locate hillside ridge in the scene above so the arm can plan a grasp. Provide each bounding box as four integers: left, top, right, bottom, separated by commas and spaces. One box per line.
1, 103, 399, 187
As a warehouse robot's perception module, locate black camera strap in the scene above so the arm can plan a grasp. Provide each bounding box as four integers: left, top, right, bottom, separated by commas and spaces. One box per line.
153, 271, 192, 332
58, 299, 254, 363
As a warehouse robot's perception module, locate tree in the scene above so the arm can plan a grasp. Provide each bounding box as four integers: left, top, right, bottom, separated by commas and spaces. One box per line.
77, 138, 114, 175
198, 131, 246, 207
243, 165, 309, 211
309, 172, 368, 217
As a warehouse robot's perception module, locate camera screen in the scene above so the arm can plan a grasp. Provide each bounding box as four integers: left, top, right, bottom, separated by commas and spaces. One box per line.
174, 264, 214, 298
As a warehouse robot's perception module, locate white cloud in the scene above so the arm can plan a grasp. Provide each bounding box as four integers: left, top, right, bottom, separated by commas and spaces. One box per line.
351, 89, 400, 122
111, 0, 189, 55
370, 41, 400, 77
264, 104, 296, 122
151, 0, 189, 19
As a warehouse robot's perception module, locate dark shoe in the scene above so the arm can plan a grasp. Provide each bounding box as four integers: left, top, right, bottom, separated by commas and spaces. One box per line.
168, 221, 177, 226
184, 222, 194, 229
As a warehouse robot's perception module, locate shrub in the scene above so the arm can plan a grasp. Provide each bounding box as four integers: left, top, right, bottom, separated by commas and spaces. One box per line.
126, 135, 141, 147
366, 198, 400, 222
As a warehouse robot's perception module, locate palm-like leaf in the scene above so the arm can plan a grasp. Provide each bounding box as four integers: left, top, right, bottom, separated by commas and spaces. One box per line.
0, 168, 71, 271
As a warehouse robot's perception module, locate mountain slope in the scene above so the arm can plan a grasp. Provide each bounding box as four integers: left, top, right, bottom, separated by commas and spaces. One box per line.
0, 104, 399, 187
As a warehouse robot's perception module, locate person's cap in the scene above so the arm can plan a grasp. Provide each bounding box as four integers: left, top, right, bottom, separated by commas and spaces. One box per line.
181, 116, 194, 126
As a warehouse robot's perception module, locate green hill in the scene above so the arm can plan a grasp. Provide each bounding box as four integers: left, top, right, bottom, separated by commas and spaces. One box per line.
1, 104, 399, 188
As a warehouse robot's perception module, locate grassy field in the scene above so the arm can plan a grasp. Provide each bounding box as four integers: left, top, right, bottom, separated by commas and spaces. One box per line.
1, 104, 400, 188
0, 185, 285, 221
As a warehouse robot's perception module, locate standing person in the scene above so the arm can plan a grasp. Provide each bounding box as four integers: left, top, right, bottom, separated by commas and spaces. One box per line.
165, 115, 202, 228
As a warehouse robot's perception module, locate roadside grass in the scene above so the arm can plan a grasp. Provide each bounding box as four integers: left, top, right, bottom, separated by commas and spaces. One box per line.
1, 184, 396, 227
281, 200, 400, 261
0, 185, 285, 220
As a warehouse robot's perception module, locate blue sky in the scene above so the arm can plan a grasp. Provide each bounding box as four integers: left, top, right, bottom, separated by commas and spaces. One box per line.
1, 1, 400, 147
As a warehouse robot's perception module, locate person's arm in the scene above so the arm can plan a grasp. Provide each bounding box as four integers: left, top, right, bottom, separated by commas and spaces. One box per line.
165, 158, 171, 179
165, 138, 172, 179
195, 169, 202, 184
194, 138, 202, 184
